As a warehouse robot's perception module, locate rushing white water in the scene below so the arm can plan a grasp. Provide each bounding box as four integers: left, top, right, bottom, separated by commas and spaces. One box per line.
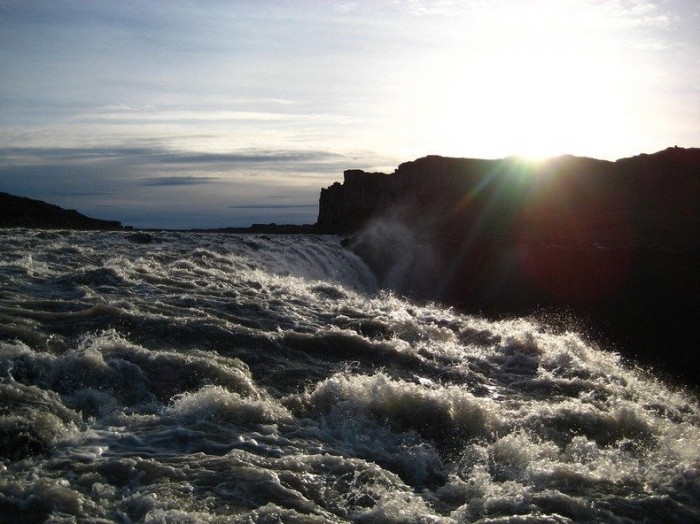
0, 228, 698, 523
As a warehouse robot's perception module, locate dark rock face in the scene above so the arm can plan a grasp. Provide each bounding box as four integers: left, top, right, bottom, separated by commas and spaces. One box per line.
318, 148, 700, 388
319, 149, 700, 239
318, 171, 390, 233
0, 192, 123, 230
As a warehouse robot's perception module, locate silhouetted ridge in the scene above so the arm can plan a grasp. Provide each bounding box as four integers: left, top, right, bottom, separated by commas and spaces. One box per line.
318, 149, 700, 236
0, 192, 124, 230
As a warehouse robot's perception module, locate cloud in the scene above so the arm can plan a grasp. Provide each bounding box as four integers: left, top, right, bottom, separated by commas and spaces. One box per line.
78, 108, 356, 124
137, 176, 220, 187
156, 150, 345, 166
406, 0, 464, 16
229, 204, 317, 209
0, 146, 348, 170
0, 146, 161, 165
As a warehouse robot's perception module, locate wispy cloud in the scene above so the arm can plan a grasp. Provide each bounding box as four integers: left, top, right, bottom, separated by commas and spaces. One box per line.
78, 108, 357, 124
229, 204, 317, 209
137, 176, 221, 187
405, 0, 465, 16
0, 146, 348, 169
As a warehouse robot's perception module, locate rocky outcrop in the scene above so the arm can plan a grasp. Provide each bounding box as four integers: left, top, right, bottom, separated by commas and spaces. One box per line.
318, 147, 700, 387
318, 148, 700, 238
0, 192, 124, 230
318, 170, 390, 232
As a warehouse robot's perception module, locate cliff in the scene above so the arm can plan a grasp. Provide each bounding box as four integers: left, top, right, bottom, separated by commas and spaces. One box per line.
318, 148, 700, 238
318, 147, 700, 387
0, 192, 124, 230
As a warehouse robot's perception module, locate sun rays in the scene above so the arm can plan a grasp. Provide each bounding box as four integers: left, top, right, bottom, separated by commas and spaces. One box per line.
420, 1, 639, 160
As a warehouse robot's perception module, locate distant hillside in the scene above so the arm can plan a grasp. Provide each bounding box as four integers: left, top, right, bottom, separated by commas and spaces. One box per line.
0, 192, 124, 230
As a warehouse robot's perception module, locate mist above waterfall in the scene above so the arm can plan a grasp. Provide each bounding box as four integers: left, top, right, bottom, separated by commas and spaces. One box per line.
344, 215, 443, 300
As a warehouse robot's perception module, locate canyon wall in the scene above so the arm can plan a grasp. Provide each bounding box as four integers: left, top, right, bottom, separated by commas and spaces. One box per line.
317, 147, 700, 387
318, 148, 700, 239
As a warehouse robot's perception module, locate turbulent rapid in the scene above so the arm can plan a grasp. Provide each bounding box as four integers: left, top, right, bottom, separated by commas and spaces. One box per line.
0, 229, 698, 523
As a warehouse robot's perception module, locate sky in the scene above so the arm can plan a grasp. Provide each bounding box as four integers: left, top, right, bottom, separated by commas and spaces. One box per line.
1, 0, 699, 228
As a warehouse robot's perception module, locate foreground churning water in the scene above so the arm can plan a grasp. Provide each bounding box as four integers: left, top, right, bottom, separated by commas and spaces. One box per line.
0, 229, 698, 523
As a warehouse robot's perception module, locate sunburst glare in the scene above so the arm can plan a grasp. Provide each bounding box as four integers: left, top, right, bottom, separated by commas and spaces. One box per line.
423, 2, 641, 159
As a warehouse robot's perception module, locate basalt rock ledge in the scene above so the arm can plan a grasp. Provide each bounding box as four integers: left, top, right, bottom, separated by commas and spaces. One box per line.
318, 148, 700, 239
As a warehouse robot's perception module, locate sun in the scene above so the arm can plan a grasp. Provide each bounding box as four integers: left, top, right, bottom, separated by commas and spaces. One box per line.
424, 3, 634, 160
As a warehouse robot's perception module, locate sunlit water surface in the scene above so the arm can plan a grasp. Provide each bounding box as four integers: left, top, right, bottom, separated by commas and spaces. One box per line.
0, 229, 698, 523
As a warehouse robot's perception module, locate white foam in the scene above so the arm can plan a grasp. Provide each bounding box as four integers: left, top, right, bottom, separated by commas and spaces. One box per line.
1, 229, 698, 522
167, 385, 292, 425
